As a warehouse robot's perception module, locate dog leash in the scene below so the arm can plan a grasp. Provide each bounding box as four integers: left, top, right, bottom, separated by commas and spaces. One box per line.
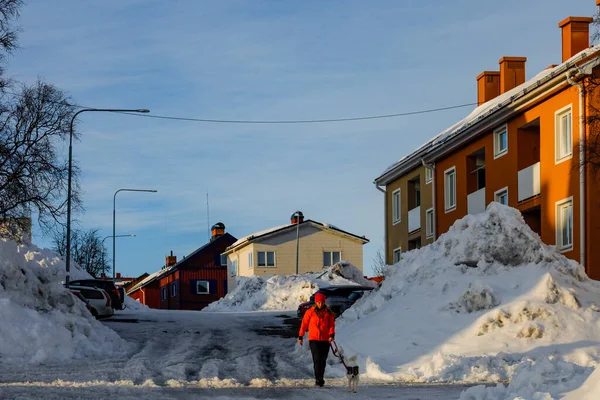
330, 340, 349, 369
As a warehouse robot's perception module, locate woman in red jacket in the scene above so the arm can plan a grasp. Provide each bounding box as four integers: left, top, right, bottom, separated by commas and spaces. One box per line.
298, 292, 336, 387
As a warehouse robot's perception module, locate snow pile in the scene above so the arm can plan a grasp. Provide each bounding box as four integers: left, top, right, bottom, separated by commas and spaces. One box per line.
334, 203, 600, 399
0, 239, 130, 364
205, 262, 374, 311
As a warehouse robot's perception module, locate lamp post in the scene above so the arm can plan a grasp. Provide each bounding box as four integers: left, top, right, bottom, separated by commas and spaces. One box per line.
293, 211, 303, 275
113, 188, 157, 281
101, 234, 135, 273
66, 108, 149, 288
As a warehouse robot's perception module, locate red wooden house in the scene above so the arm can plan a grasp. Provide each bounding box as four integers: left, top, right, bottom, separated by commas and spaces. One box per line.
127, 223, 236, 310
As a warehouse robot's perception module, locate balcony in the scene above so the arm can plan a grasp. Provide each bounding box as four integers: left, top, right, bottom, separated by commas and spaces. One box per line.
468, 188, 486, 214
408, 206, 421, 233
518, 162, 541, 202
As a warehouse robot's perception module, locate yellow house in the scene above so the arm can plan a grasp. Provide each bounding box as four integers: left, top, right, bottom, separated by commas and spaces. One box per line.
222, 212, 369, 291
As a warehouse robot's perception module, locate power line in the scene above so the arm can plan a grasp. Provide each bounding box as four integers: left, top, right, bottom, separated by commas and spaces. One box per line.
118, 102, 477, 124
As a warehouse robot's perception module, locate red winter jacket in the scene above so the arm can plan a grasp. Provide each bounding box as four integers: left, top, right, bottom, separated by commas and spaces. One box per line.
299, 306, 335, 341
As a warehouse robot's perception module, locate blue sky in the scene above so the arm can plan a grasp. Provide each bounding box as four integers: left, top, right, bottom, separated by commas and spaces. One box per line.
9, 0, 597, 278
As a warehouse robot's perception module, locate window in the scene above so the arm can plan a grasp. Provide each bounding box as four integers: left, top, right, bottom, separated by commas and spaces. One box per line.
426, 208, 434, 238
257, 251, 276, 267
555, 106, 572, 162
248, 252, 253, 269
231, 260, 238, 276
323, 251, 341, 267
170, 282, 177, 297
393, 248, 402, 264
161, 287, 167, 301
425, 168, 433, 184
196, 280, 209, 294
220, 254, 227, 266
494, 125, 508, 158
495, 187, 508, 205
556, 198, 573, 251
392, 189, 401, 224
444, 167, 456, 212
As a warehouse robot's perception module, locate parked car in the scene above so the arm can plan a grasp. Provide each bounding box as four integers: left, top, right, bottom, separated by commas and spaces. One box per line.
69, 279, 124, 310
70, 290, 94, 316
297, 285, 374, 318
70, 286, 114, 319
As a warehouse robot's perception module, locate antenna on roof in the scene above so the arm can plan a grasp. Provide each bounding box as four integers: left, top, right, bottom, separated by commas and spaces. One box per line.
206, 191, 210, 241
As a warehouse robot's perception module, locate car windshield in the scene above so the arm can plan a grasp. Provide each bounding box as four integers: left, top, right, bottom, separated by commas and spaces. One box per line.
347, 292, 362, 301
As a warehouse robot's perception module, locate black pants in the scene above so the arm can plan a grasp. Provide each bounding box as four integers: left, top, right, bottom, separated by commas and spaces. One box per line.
309, 340, 330, 384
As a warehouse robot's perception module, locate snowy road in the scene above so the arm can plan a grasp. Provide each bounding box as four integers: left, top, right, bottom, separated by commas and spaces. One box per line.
0, 308, 470, 399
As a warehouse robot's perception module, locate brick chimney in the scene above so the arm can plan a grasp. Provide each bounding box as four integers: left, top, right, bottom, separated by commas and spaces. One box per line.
211, 222, 225, 241
558, 16, 593, 63
166, 250, 177, 267
476, 71, 500, 106
116, 272, 121, 279
291, 211, 304, 224
499, 57, 527, 94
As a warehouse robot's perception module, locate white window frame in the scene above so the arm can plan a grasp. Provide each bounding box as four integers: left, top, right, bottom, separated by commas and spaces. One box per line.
257, 251, 276, 267
231, 259, 238, 276
493, 124, 508, 159
161, 287, 167, 301
248, 252, 253, 269
196, 280, 210, 294
392, 188, 401, 225
392, 247, 402, 264
220, 254, 227, 266
555, 197, 573, 252
444, 166, 457, 212
170, 281, 177, 297
323, 251, 342, 267
425, 168, 433, 184
494, 187, 509, 205
555, 105, 573, 164
425, 208, 434, 239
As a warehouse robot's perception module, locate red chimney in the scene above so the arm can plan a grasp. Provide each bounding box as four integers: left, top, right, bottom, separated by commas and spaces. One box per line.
559, 17, 593, 63
291, 211, 304, 224
499, 57, 526, 94
476, 71, 500, 106
211, 222, 225, 241
116, 272, 121, 279
166, 250, 177, 267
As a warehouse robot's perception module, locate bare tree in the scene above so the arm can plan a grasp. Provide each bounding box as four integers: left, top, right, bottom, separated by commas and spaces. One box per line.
52, 227, 110, 278
371, 247, 387, 277
0, 81, 79, 235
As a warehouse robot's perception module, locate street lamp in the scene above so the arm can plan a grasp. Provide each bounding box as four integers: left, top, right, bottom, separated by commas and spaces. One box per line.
101, 234, 135, 273
113, 188, 157, 281
66, 108, 149, 288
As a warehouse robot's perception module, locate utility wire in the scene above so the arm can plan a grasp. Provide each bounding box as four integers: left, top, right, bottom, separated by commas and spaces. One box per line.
118, 102, 478, 124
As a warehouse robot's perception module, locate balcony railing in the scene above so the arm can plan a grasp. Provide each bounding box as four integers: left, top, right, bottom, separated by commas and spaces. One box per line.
408, 206, 421, 233
467, 188, 486, 214
518, 162, 541, 202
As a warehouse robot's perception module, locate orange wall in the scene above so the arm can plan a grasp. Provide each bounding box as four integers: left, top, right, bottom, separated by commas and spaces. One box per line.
435, 84, 584, 264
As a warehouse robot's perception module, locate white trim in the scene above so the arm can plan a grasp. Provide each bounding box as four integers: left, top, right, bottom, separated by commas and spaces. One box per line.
425, 168, 433, 184
392, 188, 401, 225
161, 286, 167, 301
392, 247, 402, 264
231, 259, 238, 276
257, 251, 277, 268
170, 281, 177, 297
196, 280, 210, 294
555, 104, 573, 164
444, 166, 457, 213
248, 252, 253, 269
425, 207, 434, 239
323, 250, 342, 267
493, 124, 509, 159
555, 196, 574, 253
494, 186, 509, 205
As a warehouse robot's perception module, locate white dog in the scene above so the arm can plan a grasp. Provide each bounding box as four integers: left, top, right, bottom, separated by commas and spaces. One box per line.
345, 355, 360, 393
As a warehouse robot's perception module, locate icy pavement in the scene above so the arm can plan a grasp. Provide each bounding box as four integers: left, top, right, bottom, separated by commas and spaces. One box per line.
0, 308, 472, 399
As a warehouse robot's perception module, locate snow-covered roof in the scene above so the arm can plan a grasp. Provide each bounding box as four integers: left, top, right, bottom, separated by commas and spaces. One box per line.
225, 219, 368, 253
375, 45, 600, 186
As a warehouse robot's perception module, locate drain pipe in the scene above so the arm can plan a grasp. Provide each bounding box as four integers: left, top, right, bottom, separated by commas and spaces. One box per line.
566, 70, 586, 270
375, 182, 387, 264
421, 158, 436, 240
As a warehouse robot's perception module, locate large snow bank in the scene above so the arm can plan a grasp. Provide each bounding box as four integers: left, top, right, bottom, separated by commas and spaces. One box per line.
334, 203, 600, 399
0, 239, 130, 364
204, 262, 375, 312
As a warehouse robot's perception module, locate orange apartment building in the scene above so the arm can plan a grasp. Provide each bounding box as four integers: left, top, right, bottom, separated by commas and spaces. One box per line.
375, 9, 600, 280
